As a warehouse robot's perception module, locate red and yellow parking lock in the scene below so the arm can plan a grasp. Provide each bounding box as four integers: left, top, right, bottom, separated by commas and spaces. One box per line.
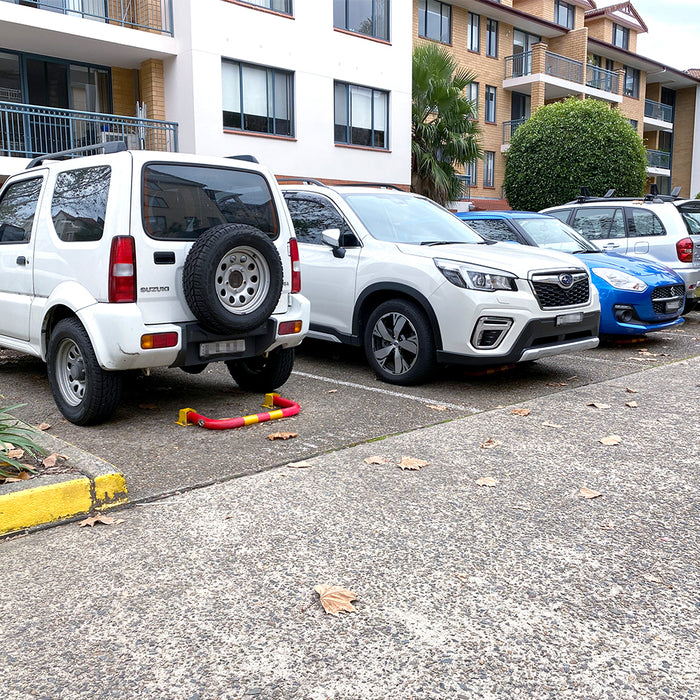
176, 393, 300, 430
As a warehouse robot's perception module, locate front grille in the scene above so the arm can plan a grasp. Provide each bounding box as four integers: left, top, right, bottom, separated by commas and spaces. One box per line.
651, 284, 685, 314
530, 272, 590, 309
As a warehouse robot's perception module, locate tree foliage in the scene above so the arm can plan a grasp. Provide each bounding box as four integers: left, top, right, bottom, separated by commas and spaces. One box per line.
503, 97, 647, 211
412, 43, 481, 207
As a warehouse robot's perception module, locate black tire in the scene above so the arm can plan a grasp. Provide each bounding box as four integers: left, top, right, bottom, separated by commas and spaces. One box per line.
682, 298, 697, 315
181, 364, 209, 375
183, 223, 283, 334
46, 318, 122, 425
226, 347, 295, 393
363, 299, 435, 385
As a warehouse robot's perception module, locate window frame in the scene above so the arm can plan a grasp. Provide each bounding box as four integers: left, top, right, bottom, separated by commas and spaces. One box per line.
486, 19, 498, 57
221, 58, 294, 137
283, 192, 360, 247
418, 0, 452, 44
334, 81, 389, 150
554, 0, 575, 29
625, 207, 667, 238
0, 176, 44, 245
466, 82, 479, 119
467, 12, 480, 52
333, 0, 390, 41
623, 65, 640, 99
612, 23, 630, 50
483, 151, 495, 187
484, 85, 496, 124
233, 0, 293, 15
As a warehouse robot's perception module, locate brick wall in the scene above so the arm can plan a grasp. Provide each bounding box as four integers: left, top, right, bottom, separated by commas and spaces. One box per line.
111, 68, 137, 118
138, 59, 166, 122
548, 27, 589, 65
671, 87, 697, 197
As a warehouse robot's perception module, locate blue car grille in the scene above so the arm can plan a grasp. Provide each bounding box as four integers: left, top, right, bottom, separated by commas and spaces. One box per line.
531, 273, 590, 309
651, 284, 685, 314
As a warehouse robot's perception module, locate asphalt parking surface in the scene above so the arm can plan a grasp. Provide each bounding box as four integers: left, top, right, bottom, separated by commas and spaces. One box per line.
1, 312, 699, 503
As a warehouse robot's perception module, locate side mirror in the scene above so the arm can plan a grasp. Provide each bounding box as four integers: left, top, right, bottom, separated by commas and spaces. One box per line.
322, 228, 346, 259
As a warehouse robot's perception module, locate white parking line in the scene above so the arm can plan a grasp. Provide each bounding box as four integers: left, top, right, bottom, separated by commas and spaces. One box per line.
291, 370, 478, 412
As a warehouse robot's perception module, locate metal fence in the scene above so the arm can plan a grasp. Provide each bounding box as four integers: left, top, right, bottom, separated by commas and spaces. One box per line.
544, 52, 583, 83
504, 51, 533, 79
644, 99, 674, 123
502, 117, 528, 144
586, 65, 619, 94
646, 149, 671, 169
0, 0, 173, 35
0, 101, 178, 158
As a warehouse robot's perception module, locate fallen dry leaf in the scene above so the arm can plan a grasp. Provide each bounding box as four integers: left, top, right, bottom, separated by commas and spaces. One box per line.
398, 456, 429, 470
625, 401, 639, 408
6, 448, 24, 459
541, 421, 564, 429
285, 460, 312, 469
480, 437, 502, 449
42, 453, 59, 467
475, 476, 498, 487
4, 472, 33, 482
35, 422, 51, 431
625, 388, 638, 394
267, 432, 298, 441
546, 382, 567, 387
426, 404, 448, 412
511, 408, 531, 416
586, 402, 611, 409
579, 486, 603, 499
566, 376, 578, 381
599, 435, 622, 446
328, 389, 338, 394
78, 514, 125, 527
138, 403, 159, 410
313, 584, 357, 616
364, 455, 391, 465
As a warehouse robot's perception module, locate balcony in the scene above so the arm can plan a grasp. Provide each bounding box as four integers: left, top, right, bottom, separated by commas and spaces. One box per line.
504, 50, 622, 103
0, 0, 173, 35
645, 149, 671, 175
502, 117, 528, 149
644, 99, 674, 132
586, 65, 619, 94
0, 101, 178, 158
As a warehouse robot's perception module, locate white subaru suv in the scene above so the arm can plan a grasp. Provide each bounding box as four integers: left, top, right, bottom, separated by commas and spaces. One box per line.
281, 183, 600, 385
0, 143, 309, 425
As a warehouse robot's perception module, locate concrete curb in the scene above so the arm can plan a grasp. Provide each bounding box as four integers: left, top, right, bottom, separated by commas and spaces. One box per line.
0, 430, 128, 536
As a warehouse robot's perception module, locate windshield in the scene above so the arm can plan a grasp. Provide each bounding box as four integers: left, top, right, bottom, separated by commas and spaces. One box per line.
342, 192, 484, 245
678, 202, 700, 235
518, 217, 600, 253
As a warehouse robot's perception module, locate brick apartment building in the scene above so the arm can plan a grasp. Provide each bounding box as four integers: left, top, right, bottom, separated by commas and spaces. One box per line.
0, 0, 697, 206
414, 0, 700, 208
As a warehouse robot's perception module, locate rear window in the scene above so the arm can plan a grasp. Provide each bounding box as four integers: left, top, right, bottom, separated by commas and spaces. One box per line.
626, 208, 665, 238
677, 202, 700, 235
465, 218, 519, 243
142, 163, 279, 240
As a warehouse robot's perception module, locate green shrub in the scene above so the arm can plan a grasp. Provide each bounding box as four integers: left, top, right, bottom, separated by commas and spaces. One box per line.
0, 405, 44, 479
504, 97, 647, 211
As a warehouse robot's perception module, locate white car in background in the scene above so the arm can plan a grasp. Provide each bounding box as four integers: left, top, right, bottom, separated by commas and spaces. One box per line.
281, 182, 600, 385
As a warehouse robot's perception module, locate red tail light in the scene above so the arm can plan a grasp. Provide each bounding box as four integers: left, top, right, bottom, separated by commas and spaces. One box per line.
676, 237, 694, 263
109, 236, 136, 303
289, 238, 301, 293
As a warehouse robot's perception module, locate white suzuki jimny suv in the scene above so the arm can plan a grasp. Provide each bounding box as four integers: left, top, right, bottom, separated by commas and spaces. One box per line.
0, 143, 309, 425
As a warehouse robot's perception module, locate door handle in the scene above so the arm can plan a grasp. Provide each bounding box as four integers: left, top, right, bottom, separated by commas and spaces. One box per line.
16, 255, 29, 265
603, 243, 620, 249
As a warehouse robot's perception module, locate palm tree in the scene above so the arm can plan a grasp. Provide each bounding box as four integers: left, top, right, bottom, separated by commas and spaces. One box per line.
412, 43, 481, 207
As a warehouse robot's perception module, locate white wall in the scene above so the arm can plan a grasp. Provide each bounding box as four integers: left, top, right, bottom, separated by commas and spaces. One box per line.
691, 85, 700, 198
164, 0, 412, 185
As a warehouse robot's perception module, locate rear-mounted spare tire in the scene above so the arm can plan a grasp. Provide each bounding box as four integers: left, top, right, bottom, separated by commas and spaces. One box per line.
183, 223, 283, 334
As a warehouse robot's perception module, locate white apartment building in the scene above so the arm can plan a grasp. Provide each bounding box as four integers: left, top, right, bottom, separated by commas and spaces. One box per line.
0, 0, 412, 187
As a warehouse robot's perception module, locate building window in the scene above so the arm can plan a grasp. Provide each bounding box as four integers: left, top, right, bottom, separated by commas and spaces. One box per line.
486, 19, 498, 57
483, 151, 495, 187
613, 23, 629, 50
236, 0, 293, 14
335, 82, 388, 148
485, 85, 496, 123
222, 59, 294, 136
623, 66, 639, 98
333, 0, 389, 41
554, 0, 575, 29
466, 82, 478, 118
465, 159, 478, 188
418, 0, 451, 44
467, 13, 480, 52
629, 119, 638, 131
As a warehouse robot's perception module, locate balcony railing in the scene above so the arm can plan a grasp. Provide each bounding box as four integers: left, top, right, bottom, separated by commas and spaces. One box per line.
646, 149, 671, 170
506, 50, 595, 87
0, 0, 174, 36
0, 102, 178, 158
586, 65, 619, 94
502, 117, 528, 144
645, 99, 674, 123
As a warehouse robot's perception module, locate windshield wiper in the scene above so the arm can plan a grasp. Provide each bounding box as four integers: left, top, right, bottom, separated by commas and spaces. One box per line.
420, 240, 458, 246
571, 248, 599, 254
420, 239, 495, 246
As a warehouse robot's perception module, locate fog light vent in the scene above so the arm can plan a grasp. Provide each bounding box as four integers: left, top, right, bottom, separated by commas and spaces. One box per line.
471, 317, 513, 349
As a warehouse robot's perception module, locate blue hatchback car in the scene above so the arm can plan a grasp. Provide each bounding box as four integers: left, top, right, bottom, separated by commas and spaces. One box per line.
456, 211, 685, 336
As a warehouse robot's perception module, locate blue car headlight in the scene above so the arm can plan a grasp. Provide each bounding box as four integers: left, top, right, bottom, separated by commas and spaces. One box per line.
434, 258, 517, 291
591, 267, 647, 292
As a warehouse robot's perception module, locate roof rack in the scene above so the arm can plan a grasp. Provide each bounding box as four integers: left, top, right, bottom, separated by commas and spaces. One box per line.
339, 182, 404, 191
26, 141, 127, 169
277, 177, 328, 187
227, 154, 259, 163
571, 184, 683, 205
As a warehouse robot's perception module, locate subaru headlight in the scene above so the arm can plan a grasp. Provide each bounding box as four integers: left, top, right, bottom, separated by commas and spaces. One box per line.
591, 267, 647, 292
434, 258, 517, 292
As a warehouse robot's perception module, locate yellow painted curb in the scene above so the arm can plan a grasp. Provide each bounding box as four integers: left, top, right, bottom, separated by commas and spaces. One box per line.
0, 477, 93, 535
0, 471, 129, 535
